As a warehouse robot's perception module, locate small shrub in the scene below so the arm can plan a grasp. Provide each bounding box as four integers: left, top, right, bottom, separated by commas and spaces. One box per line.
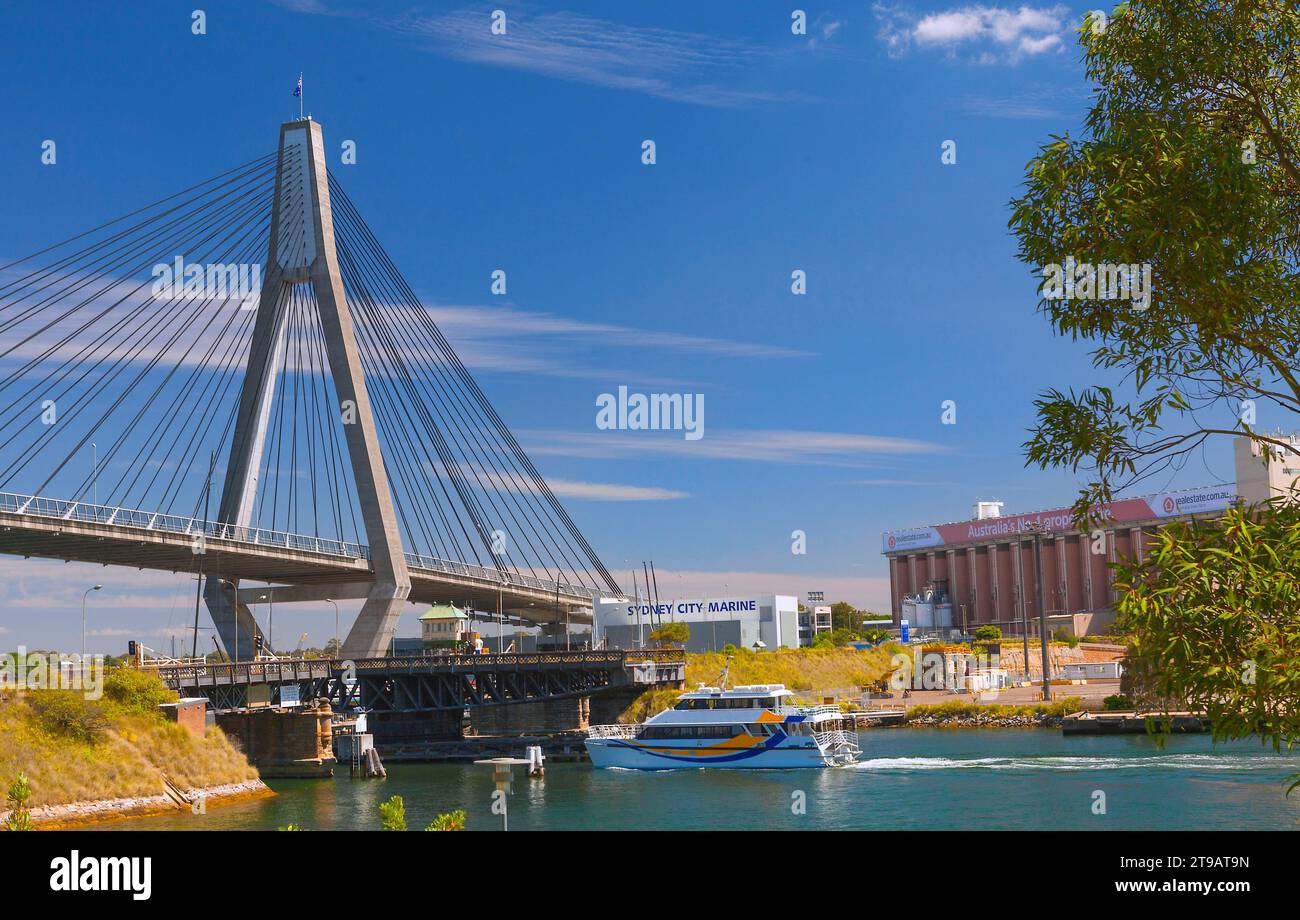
1102, 694, 1133, 711
103, 668, 177, 715
4, 773, 33, 831
973, 625, 1002, 641
378, 794, 407, 831
1051, 627, 1080, 648
27, 691, 110, 743
426, 809, 467, 831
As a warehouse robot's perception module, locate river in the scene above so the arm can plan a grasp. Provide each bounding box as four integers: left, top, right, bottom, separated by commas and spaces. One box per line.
94, 729, 1300, 831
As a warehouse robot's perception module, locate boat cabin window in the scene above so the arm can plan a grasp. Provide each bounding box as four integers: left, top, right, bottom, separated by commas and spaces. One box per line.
674, 697, 769, 710
641, 724, 745, 740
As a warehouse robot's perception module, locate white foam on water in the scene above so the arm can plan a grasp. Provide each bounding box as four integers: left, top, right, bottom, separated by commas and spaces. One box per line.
852, 754, 1289, 772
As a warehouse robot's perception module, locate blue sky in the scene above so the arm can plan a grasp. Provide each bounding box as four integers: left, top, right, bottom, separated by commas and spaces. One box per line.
0, 1, 1236, 653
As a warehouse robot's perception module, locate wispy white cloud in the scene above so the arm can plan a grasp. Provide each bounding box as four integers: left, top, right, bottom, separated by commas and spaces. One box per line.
545, 477, 687, 502
0, 271, 803, 388
961, 92, 1065, 119
430, 305, 809, 360
523, 428, 946, 468
279, 4, 811, 107
434, 460, 686, 502
428, 303, 810, 385
874, 3, 1068, 63
850, 478, 958, 486
805, 15, 845, 51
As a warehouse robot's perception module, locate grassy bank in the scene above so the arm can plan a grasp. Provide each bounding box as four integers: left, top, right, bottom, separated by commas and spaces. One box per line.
618, 646, 895, 722
0, 670, 257, 809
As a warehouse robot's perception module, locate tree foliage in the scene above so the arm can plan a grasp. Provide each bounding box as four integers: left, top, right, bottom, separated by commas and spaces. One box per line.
1009, 1, 1300, 519
425, 809, 467, 831
1113, 502, 1300, 758
378, 794, 407, 831
649, 621, 689, 647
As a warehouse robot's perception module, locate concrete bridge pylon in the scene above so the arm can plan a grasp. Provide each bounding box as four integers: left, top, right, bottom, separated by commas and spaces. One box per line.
205, 119, 411, 661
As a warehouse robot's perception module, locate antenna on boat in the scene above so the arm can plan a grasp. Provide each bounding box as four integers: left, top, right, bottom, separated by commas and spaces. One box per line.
716, 654, 734, 691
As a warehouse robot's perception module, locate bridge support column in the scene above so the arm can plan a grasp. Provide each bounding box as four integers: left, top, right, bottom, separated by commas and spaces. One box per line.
209, 118, 411, 661
215, 702, 336, 778
203, 577, 262, 663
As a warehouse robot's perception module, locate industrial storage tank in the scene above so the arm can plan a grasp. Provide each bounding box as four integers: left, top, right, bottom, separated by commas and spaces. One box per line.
901, 596, 933, 628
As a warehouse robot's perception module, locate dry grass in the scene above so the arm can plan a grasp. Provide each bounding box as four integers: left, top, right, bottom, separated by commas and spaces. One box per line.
0, 688, 257, 808
618, 647, 894, 722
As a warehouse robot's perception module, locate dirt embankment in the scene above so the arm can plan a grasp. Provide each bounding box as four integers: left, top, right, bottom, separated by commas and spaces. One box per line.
0, 669, 265, 827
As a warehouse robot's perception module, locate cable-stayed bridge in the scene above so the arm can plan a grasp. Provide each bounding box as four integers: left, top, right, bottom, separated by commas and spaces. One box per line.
0, 118, 622, 660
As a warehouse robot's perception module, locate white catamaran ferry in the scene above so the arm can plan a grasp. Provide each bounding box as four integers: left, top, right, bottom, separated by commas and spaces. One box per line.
585, 683, 860, 769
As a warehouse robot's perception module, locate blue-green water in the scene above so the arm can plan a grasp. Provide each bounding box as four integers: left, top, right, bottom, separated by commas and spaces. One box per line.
96, 730, 1300, 831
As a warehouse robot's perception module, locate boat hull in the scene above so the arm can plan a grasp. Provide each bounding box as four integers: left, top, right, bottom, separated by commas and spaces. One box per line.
585, 737, 833, 769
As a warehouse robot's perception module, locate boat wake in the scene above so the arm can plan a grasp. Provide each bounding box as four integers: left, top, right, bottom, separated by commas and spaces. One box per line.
852, 754, 1292, 773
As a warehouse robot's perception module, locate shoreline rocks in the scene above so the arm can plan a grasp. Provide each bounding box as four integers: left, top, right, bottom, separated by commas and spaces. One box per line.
900, 713, 1066, 728
5, 779, 273, 829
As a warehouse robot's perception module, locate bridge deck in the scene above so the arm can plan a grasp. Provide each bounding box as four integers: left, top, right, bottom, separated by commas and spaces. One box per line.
145, 650, 686, 713
0, 492, 600, 623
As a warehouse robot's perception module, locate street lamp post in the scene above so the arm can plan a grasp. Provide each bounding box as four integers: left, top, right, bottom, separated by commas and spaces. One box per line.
473, 757, 531, 831
326, 598, 339, 658
1023, 522, 1052, 700
81, 584, 102, 659
554, 573, 570, 652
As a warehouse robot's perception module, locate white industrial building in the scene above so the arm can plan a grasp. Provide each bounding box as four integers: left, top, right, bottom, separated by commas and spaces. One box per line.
1059, 661, 1124, 680
593, 595, 800, 652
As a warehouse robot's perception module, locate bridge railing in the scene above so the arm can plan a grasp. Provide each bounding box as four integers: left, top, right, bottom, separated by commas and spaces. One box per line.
347, 650, 640, 671
0, 490, 603, 602
0, 491, 368, 559
403, 550, 601, 600
146, 649, 686, 685
623, 649, 686, 663
144, 658, 333, 686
